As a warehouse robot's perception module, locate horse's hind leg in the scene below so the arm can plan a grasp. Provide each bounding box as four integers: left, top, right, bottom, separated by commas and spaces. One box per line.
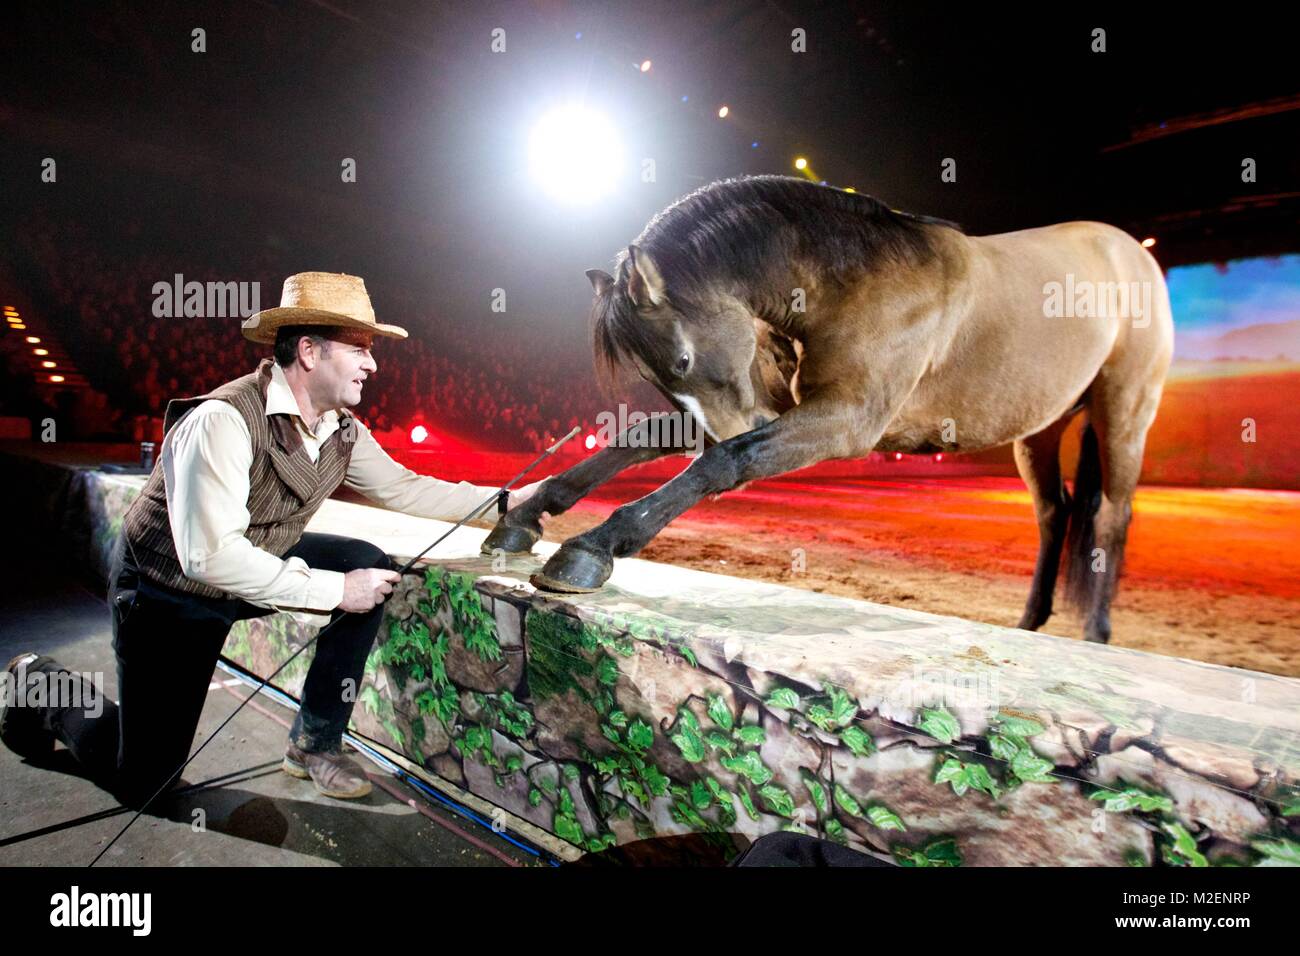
1013, 415, 1075, 631
1074, 375, 1166, 643
482, 414, 691, 555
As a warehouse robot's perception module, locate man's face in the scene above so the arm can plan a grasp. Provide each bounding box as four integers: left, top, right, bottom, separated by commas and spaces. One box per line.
306, 329, 378, 409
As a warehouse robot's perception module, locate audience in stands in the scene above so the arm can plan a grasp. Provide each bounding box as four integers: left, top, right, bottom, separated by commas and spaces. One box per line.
18, 216, 605, 451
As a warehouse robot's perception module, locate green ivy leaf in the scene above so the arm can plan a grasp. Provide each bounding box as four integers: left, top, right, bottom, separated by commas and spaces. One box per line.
920, 707, 960, 744
1010, 749, 1056, 784
596, 655, 621, 686
993, 712, 1046, 737
671, 725, 706, 763
359, 685, 382, 717
705, 730, 736, 756
562, 763, 580, 782
1090, 785, 1174, 814
643, 765, 670, 797
737, 785, 761, 821
608, 709, 628, 727
840, 725, 874, 757
827, 684, 857, 728
691, 780, 713, 810
720, 751, 773, 786
988, 733, 1022, 762
527, 788, 542, 807
734, 725, 767, 746
764, 687, 800, 711
1161, 821, 1208, 867
833, 784, 863, 817
824, 818, 846, 844
707, 694, 734, 731
806, 704, 836, 732
554, 813, 584, 844
621, 776, 648, 807
758, 784, 796, 818
626, 719, 654, 753
963, 762, 1001, 799
504, 754, 523, 774
1250, 837, 1300, 865
800, 769, 829, 815
867, 805, 907, 831
680, 646, 698, 668
894, 838, 962, 868
381, 719, 406, 750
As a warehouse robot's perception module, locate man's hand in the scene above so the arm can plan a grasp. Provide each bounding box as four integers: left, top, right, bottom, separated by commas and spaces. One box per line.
508, 476, 549, 511
508, 477, 553, 529
339, 568, 401, 613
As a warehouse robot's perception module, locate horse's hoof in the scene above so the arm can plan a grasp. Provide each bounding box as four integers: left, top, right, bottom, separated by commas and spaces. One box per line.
481, 520, 541, 555
531, 545, 612, 593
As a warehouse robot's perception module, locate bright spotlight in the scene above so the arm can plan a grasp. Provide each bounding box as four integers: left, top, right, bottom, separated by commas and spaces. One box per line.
794, 157, 807, 170
528, 107, 624, 204
640, 59, 652, 72
717, 105, 729, 118
1141, 237, 1156, 248
584, 433, 597, 450
410, 424, 428, 444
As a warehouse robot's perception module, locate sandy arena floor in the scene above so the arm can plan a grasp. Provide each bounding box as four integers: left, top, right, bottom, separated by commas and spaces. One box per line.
524, 476, 1300, 678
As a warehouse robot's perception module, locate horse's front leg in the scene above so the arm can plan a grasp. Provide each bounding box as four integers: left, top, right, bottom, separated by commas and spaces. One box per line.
532, 400, 872, 592
482, 414, 695, 555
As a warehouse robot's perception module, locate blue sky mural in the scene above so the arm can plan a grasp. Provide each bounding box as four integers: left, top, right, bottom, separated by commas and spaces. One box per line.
1167, 254, 1300, 336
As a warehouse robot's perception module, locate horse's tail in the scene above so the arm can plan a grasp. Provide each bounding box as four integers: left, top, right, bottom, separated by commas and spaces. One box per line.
1064, 421, 1104, 610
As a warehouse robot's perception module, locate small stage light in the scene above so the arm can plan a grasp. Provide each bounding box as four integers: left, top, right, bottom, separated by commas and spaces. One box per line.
893, 452, 902, 461
49, 375, 64, 383
1141, 237, 1156, 248
935, 453, 944, 462
25, 336, 40, 344
717, 105, 729, 118
41, 360, 57, 368
584, 433, 596, 450
794, 157, 807, 170
640, 59, 651, 72
410, 424, 428, 444
33, 348, 49, 356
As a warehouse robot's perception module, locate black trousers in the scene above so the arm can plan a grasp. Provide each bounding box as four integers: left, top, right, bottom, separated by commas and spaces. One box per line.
33, 532, 393, 806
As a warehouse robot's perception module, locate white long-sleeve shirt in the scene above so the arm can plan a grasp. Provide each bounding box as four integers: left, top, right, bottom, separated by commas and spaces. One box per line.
160, 362, 498, 612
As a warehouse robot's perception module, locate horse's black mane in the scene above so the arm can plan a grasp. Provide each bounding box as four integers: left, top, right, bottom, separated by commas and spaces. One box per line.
592, 175, 960, 389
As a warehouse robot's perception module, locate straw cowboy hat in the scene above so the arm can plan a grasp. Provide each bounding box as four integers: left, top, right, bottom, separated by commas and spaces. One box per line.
241, 272, 408, 344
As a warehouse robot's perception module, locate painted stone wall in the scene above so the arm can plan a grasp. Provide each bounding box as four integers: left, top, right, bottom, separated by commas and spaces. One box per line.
37, 460, 1300, 865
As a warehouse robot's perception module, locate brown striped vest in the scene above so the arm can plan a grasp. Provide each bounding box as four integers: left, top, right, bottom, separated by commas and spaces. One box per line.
120, 358, 356, 600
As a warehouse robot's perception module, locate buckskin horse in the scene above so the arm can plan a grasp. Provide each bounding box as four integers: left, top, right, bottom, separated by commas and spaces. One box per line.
485, 175, 1173, 644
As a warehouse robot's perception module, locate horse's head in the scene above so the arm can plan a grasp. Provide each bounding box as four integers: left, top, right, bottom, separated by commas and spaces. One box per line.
588, 245, 793, 444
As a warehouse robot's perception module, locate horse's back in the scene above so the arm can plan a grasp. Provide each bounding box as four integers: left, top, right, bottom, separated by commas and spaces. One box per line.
887, 221, 1173, 450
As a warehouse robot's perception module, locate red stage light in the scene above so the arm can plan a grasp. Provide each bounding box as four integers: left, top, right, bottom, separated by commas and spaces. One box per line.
935, 453, 944, 462
585, 433, 597, 450
410, 424, 428, 444
893, 452, 902, 461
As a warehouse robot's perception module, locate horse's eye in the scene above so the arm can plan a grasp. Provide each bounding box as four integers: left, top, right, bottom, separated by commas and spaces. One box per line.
674, 352, 691, 376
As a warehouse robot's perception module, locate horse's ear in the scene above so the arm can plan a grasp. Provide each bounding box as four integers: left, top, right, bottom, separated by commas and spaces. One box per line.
626, 244, 666, 308
586, 269, 614, 296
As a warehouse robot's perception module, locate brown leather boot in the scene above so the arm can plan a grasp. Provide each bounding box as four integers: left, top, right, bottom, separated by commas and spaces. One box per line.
282, 741, 372, 799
